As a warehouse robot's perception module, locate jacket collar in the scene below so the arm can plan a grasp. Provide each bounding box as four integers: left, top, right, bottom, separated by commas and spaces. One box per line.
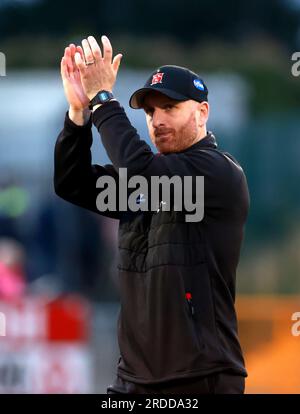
181, 131, 218, 153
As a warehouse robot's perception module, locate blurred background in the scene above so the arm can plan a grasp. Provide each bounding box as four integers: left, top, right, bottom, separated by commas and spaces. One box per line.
0, 0, 300, 394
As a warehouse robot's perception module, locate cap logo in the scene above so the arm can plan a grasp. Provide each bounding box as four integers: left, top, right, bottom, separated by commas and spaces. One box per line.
193, 79, 205, 91
151, 72, 164, 85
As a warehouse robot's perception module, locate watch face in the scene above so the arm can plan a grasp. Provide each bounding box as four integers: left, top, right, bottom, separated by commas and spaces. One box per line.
99, 92, 109, 102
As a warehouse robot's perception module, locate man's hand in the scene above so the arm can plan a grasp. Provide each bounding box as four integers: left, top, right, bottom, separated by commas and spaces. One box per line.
61, 44, 91, 125
74, 35, 122, 100
61, 44, 90, 110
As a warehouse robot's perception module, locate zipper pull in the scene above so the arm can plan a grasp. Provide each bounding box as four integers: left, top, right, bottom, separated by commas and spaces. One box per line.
185, 292, 195, 316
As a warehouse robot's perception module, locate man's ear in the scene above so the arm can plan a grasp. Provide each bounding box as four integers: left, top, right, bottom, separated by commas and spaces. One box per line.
197, 101, 209, 127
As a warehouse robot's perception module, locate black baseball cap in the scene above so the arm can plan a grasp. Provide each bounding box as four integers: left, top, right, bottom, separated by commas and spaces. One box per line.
129, 65, 208, 109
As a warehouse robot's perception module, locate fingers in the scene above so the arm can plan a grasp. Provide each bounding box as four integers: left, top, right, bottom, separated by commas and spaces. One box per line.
67, 35, 122, 77
112, 53, 123, 73
74, 51, 86, 72
69, 43, 76, 55
69, 43, 77, 66
76, 45, 84, 60
60, 56, 69, 79
101, 35, 113, 64
64, 47, 73, 76
87, 36, 102, 61
73, 46, 84, 79
64, 46, 78, 79
69, 44, 82, 79
82, 38, 94, 64
81, 35, 115, 65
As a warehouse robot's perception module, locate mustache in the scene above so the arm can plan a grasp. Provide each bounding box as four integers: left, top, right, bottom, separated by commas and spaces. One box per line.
154, 128, 174, 137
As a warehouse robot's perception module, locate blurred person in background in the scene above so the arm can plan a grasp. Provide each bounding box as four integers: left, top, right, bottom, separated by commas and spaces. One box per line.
0, 238, 26, 300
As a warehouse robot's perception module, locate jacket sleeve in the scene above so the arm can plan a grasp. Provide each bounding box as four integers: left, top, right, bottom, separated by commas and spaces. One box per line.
54, 111, 120, 220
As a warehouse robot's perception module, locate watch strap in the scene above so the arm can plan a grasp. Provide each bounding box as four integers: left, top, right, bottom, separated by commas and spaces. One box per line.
89, 90, 114, 110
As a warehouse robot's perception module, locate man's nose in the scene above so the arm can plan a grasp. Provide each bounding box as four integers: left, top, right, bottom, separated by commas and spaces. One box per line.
152, 108, 165, 128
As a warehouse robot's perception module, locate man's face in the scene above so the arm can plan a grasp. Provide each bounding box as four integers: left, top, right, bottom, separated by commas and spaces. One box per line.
142, 91, 208, 154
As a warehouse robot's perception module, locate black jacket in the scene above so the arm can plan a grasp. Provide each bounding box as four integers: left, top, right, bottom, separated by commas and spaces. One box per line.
54, 101, 250, 384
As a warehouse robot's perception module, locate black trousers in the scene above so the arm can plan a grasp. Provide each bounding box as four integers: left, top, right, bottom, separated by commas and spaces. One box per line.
107, 371, 245, 394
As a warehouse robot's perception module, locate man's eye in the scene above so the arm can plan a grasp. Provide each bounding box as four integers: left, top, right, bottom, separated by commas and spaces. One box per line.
165, 105, 174, 110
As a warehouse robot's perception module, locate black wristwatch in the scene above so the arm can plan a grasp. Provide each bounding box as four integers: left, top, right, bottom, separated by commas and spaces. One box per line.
89, 90, 114, 110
